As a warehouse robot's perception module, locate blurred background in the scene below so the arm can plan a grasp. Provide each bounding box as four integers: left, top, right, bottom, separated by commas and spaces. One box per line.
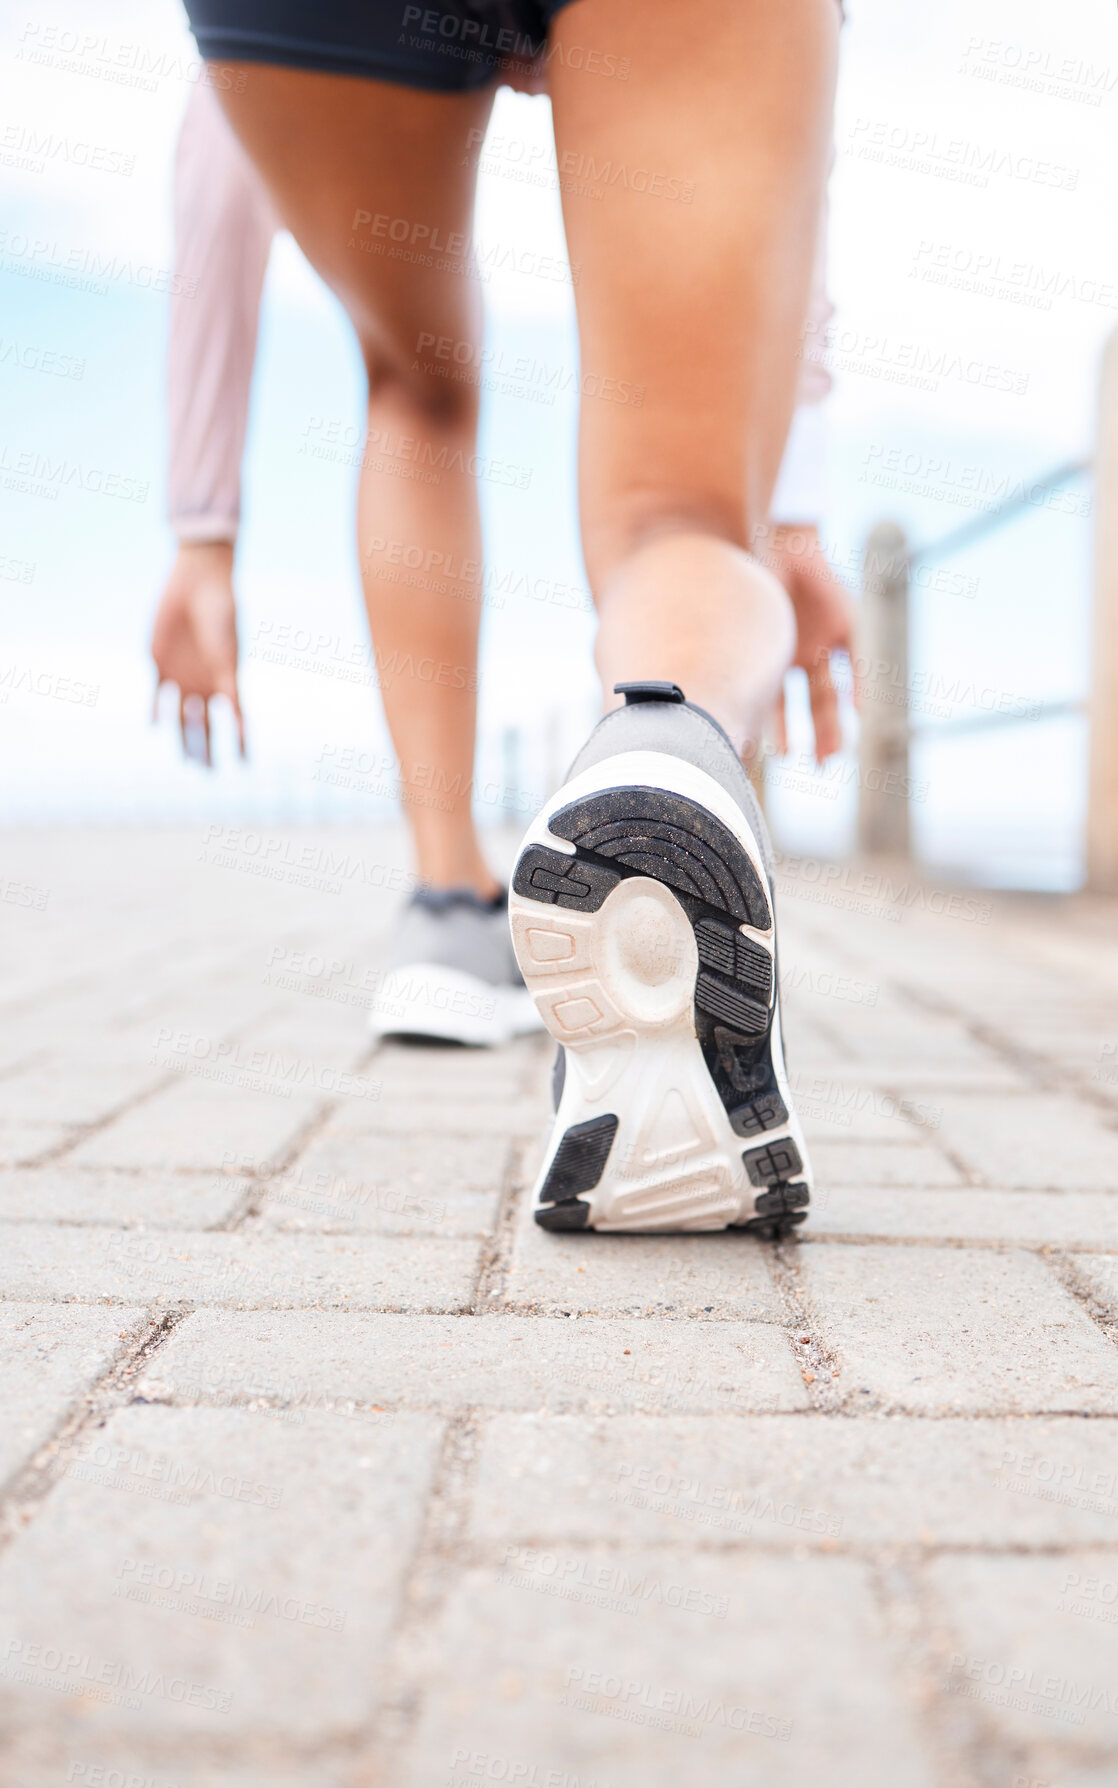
1, 0, 1114, 890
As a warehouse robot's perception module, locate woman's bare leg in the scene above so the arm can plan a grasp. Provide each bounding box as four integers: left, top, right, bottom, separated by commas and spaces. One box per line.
212, 0, 837, 891
549, 0, 839, 752
213, 67, 500, 892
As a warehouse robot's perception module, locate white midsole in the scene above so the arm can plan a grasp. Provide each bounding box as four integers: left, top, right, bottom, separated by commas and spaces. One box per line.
368, 962, 542, 1047
510, 749, 811, 1230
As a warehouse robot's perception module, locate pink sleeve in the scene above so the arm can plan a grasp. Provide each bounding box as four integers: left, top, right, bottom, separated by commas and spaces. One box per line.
167, 83, 278, 544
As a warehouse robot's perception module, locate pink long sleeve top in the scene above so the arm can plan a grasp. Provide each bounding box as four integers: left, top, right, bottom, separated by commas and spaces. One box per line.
166, 82, 277, 543
166, 85, 832, 539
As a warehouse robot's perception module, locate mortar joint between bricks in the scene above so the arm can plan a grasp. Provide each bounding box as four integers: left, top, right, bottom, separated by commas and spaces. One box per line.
374, 1408, 485, 1767
30, 994, 307, 1171
908, 1553, 1032, 1783
1046, 1250, 1118, 1349
18, 1069, 182, 1170
864, 1557, 986, 1788
872, 1083, 944, 1140
768, 1240, 846, 1410
892, 973, 1118, 1121
214, 1094, 344, 1230
0, 1303, 192, 1552
471, 1137, 530, 1309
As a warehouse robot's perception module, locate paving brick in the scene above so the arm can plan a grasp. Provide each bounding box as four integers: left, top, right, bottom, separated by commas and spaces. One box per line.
372, 1036, 539, 1101
810, 1140, 964, 1188
0, 1750, 354, 1788
9, 827, 1118, 1785
500, 1194, 782, 1320
0, 1304, 149, 1489
0, 1166, 244, 1228
809, 1187, 1118, 1245
0, 1224, 481, 1312
254, 1180, 497, 1238
519, 1036, 562, 1104
847, 1060, 1032, 1092
241, 1135, 504, 1238
0, 1404, 441, 1741
1012, 1020, 1118, 1076
791, 1073, 933, 1143
0, 1035, 45, 1079
0, 1062, 164, 1127
1068, 1254, 1118, 1321
471, 1413, 1118, 1550
328, 1095, 541, 1137
777, 1028, 844, 1078
817, 1012, 1000, 1073
69, 1081, 324, 1172
142, 1311, 809, 1415
798, 1243, 1118, 1412
0, 1125, 73, 1166
928, 1551, 1118, 1758
1009, 1768, 1118, 1788
933, 1092, 1118, 1188
278, 1127, 511, 1220
398, 1553, 934, 1788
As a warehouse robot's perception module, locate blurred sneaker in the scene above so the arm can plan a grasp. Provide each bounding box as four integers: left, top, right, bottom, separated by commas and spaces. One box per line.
509, 681, 811, 1233
369, 886, 541, 1046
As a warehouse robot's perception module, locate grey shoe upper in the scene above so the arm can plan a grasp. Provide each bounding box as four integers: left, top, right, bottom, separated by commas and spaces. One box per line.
564, 685, 775, 877
387, 690, 766, 994
385, 887, 525, 987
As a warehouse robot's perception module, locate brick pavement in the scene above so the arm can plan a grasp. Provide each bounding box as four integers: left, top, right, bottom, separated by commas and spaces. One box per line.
1, 828, 1118, 1787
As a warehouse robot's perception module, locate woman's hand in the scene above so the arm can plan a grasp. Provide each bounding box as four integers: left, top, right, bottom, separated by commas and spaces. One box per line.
151, 541, 245, 765
764, 523, 856, 762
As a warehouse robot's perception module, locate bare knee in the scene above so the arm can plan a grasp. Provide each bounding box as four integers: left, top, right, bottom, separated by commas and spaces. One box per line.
360, 330, 480, 437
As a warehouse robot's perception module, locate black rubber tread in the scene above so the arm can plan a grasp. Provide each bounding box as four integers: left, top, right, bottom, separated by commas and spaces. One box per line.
536, 1200, 591, 1231
513, 843, 621, 912
538, 1113, 619, 1206
548, 790, 770, 930
728, 1092, 789, 1138
742, 1138, 804, 1189
741, 1210, 808, 1240
694, 919, 772, 1000
708, 1019, 786, 1143
753, 1183, 810, 1215
695, 971, 769, 1037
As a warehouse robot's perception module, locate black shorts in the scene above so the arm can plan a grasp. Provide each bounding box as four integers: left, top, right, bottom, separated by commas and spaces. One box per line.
186, 0, 580, 92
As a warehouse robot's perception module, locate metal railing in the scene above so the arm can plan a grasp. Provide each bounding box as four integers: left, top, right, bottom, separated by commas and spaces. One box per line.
857, 327, 1117, 888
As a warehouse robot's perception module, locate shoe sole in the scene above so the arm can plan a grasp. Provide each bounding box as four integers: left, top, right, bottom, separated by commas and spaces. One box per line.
368, 962, 542, 1047
509, 749, 811, 1234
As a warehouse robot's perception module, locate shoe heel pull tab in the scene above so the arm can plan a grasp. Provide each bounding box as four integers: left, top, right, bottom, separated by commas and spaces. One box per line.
613, 681, 685, 705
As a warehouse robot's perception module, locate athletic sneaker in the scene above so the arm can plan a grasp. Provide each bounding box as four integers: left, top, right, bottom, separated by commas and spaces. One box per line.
369, 886, 542, 1047
508, 681, 811, 1234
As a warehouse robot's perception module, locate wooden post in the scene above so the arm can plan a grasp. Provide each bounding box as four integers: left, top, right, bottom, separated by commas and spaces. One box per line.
1088, 327, 1118, 892
857, 520, 911, 856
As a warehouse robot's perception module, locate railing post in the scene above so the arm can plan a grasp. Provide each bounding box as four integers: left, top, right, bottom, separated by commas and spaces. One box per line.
857, 520, 911, 856
1088, 327, 1118, 893
501, 724, 523, 832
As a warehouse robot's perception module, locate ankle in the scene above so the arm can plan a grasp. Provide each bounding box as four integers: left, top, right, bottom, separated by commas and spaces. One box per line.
420, 869, 502, 900
594, 537, 794, 755
410, 832, 500, 900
